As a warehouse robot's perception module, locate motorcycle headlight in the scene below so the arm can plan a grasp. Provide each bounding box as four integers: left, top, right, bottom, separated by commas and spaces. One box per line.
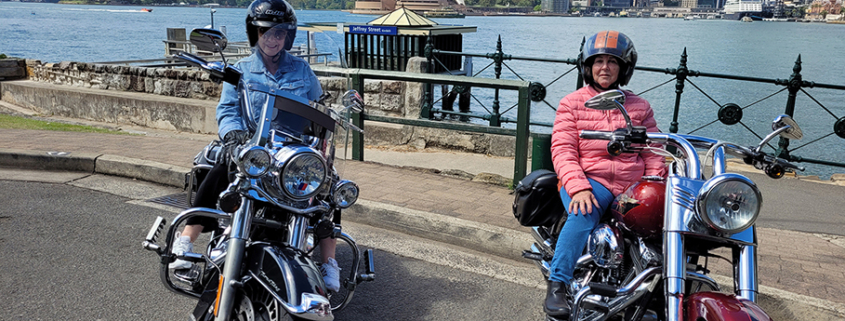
333, 180, 359, 208
281, 152, 326, 199
696, 174, 762, 234
239, 146, 271, 177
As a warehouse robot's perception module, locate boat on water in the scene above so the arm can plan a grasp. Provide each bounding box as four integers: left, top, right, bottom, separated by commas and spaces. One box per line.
141, 8, 153, 12
722, 0, 764, 20
423, 8, 465, 18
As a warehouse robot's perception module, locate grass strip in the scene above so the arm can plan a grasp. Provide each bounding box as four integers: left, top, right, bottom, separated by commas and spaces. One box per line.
0, 114, 132, 135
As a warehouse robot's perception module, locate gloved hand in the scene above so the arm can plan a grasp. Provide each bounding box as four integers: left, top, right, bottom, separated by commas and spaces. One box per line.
220, 130, 248, 164
223, 130, 248, 145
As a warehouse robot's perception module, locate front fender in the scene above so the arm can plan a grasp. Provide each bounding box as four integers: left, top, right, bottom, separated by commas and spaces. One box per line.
246, 243, 331, 317
685, 292, 772, 321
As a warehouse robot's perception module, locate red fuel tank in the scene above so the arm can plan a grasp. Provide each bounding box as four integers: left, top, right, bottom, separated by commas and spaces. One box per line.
610, 177, 666, 239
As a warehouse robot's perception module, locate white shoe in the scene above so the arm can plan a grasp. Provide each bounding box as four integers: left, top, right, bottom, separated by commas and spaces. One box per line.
170, 234, 194, 270
321, 257, 341, 292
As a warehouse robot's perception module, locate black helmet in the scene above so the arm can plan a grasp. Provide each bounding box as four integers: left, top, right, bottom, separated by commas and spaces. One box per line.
580, 31, 637, 88
246, 0, 297, 50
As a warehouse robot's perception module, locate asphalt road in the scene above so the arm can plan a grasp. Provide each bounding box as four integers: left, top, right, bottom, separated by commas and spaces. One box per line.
0, 171, 545, 321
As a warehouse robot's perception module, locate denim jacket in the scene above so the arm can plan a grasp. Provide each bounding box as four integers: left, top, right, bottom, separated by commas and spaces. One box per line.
216, 51, 323, 139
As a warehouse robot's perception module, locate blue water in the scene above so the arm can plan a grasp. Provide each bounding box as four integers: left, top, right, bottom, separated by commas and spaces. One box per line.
2, 2, 844, 177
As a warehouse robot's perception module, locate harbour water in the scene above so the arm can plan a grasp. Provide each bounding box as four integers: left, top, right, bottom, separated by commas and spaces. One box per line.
2, 2, 844, 177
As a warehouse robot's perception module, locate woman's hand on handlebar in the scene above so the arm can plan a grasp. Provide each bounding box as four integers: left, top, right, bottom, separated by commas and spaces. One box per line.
570, 190, 599, 215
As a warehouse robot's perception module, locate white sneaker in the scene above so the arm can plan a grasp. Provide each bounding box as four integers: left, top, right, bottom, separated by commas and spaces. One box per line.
321, 257, 341, 292
170, 234, 194, 270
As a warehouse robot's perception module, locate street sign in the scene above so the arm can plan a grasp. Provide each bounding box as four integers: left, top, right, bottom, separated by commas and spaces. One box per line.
348, 25, 398, 36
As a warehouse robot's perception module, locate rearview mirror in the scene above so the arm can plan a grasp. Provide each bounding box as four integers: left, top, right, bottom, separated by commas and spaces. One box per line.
189, 28, 228, 52
342, 90, 364, 113
584, 89, 626, 111
772, 115, 803, 141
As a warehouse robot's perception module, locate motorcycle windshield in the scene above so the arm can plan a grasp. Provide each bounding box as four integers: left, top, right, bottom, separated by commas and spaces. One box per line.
269, 91, 334, 145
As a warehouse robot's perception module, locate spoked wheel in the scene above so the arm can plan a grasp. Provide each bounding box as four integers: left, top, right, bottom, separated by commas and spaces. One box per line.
231, 283, 292, 321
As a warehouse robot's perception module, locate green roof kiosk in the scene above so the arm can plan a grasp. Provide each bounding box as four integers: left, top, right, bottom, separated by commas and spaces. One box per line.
305, 7, 476, 74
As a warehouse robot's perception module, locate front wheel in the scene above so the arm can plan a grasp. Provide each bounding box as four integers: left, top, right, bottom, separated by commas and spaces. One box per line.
231, 282, 292, 321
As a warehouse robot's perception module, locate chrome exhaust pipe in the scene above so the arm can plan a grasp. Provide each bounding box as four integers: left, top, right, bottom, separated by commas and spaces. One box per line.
570, 266, 662, 321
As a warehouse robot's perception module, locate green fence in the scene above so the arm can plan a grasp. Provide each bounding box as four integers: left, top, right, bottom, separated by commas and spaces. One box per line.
312, 66, 533, 187
427, 37, 845, 174
314, 37, 845, 184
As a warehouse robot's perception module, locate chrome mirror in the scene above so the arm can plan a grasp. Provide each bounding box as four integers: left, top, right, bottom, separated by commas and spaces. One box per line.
342, 90, 364, 113
585, 89, 633, 134
189, 28, 228, 52
772, 115, 803, 141
755, 114, 803, 153
584, 89, 626, 111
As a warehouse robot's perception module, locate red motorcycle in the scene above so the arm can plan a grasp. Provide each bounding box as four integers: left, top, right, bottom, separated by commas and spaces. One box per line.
514, 89, 804, 321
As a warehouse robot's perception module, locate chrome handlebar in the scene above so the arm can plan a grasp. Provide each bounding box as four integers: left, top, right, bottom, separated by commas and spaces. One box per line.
579, 130, 804, 179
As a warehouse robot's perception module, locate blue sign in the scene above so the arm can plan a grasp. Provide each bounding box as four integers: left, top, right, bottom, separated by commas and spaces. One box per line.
348, 25, 398, 36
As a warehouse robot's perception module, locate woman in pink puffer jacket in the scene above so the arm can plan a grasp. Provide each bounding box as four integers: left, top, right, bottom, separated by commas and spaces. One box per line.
543, 31, 667, 319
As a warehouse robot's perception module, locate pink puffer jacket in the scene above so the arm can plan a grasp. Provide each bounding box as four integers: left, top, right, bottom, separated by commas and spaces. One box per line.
551, 86, 667, 197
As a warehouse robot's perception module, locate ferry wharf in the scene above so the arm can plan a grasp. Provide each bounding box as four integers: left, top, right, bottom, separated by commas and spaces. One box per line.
1, 98, 845, 319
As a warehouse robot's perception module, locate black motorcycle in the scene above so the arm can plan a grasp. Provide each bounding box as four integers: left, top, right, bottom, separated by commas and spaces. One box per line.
142, 28, 374, 321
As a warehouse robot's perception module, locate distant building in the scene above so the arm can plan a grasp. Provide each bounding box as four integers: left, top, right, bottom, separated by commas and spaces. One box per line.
807, 0, 842, 14
353, 0, 451, 14
571, 0, 591, 9
542, 0, 572, 12
605, 0, 632, 7
681, 0, 698, 7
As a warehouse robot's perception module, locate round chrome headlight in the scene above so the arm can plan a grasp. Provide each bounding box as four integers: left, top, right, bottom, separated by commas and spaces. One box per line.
281, 152, 326, 199
333, 180, 359, 208
239, 146, 271, 177
696, 174, 761, 234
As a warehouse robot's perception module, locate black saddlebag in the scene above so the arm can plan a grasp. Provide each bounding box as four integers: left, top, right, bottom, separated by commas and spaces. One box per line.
185, 140, 223, 205
512, 169, 565, 227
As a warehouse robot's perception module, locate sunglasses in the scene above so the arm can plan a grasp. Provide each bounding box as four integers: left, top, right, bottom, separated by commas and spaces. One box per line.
257, 27, 286, 40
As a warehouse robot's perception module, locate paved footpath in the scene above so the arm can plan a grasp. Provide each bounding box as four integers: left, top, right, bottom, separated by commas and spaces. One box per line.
2, 126, 845, 316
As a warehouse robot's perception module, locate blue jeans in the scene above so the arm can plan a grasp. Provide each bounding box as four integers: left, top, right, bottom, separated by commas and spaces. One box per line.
549, 178, 615, 283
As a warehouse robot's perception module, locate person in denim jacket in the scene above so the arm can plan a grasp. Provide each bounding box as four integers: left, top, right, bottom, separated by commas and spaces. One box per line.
170, 0, 343, 292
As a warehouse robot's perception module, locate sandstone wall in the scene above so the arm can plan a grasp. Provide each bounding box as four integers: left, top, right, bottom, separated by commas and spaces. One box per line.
13, 58, 516, 157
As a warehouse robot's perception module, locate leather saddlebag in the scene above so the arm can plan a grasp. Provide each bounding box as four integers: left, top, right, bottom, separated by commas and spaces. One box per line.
512, 169, 565, 227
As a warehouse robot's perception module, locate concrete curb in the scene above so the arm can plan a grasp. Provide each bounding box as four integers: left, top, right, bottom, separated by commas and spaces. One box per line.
0, 148, 191, 188
96, 154, 191, 188
345, 199, 533, 260
0, 148, 99, 172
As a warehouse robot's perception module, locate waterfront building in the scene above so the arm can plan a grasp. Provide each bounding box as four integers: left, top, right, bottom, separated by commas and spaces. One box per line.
722, 0, 764, 19
353, 0, 461, 14
542, 0, 571, 13
807, 0, 842, 16
605, 0, 633, 7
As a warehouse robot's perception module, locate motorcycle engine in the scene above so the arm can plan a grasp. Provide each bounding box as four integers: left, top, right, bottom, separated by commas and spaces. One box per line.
588, 224, 625, 269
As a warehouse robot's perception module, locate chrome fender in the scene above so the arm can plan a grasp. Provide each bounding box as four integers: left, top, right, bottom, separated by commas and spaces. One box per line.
246, 243, 333, 321
684, 292, 772, 321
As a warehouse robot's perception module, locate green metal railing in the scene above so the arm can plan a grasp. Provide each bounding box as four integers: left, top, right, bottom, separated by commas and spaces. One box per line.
312, 37, 845, 184
312, 66, 533, 186
426, 37, 845, 174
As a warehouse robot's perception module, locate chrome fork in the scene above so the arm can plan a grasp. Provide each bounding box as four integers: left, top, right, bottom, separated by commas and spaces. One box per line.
214, 197, 253, 321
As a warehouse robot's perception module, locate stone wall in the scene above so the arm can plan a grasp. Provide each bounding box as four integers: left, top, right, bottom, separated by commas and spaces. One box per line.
18, 57, 516, 157
0, 59, 27, 80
